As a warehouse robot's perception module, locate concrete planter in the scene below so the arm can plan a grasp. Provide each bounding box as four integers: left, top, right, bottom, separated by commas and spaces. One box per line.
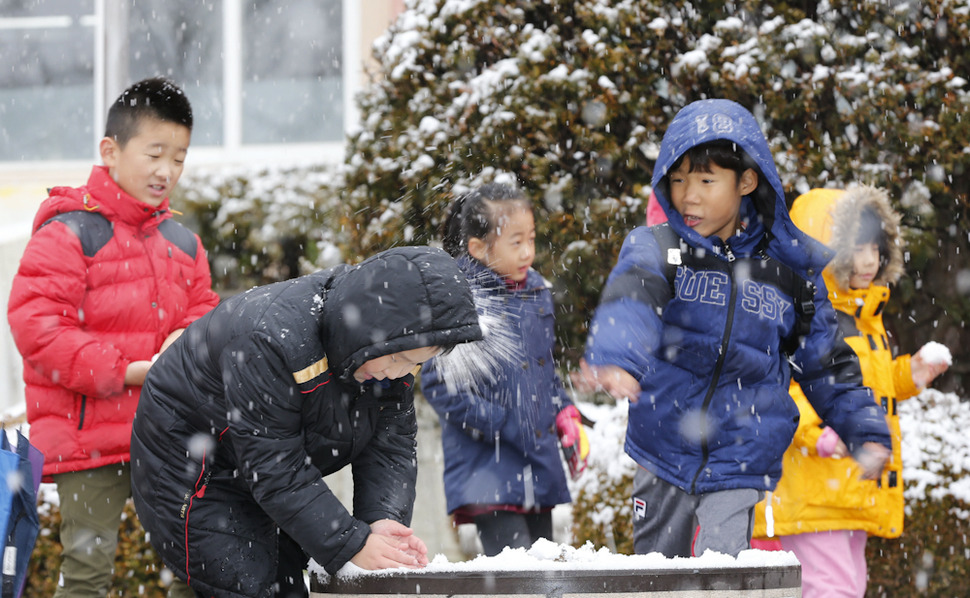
309, 542, 801, 598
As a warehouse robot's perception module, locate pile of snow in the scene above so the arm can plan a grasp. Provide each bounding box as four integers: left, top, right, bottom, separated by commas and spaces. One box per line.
320, 537, 798, 579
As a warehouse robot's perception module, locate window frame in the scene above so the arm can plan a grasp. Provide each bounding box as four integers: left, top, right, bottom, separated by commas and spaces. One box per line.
79, 0, 361, 166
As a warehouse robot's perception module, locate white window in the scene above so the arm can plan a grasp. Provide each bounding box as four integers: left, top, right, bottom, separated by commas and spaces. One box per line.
0, 0, 358, 163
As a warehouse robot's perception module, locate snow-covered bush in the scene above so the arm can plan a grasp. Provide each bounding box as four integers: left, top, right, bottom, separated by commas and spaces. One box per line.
570, 389, 970, 595
338, 0, 970, 390
165, 0, 970, 392
867, 390, 970, 596
174, 163, 346, 292
568, 400, 638, 553
26, 496, 169, 598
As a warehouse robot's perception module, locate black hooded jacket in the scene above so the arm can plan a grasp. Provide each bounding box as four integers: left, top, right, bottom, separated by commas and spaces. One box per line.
131, 246, 481, 575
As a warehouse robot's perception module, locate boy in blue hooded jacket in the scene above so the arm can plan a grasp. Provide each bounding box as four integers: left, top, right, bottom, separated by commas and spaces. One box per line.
578, 99, 892, 559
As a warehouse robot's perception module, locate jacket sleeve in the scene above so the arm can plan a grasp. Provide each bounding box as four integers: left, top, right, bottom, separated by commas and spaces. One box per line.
220, 332, 369, 575
583, 227, 669, 382
893, 353, 920, 402
351, 377, 419, 525
7, 221, 127, 397
791, 280, 891, 453
174, 235, 220, 330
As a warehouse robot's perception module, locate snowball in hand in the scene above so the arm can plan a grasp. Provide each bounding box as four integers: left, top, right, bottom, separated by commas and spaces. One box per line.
919, 341, 952, 366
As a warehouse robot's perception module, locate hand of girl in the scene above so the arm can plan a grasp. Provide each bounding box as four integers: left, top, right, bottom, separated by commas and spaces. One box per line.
911, 343, 951, 389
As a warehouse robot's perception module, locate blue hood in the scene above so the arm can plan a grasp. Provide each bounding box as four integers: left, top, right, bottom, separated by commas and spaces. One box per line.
651, 99, 831, 276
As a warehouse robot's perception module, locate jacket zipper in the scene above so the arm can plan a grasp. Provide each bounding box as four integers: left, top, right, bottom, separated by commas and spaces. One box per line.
78, 395, 87, 430
689, 257, 737, 493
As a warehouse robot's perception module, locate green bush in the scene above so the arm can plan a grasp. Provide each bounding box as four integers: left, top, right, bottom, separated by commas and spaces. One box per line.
173, 163, 346, 294
867, 495, 970, 598
567, 399, 635, 555
337, 0, 970, 392
171, 0, 970, 392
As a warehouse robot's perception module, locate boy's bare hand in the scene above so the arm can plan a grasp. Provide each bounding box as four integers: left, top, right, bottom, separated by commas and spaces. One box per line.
124, 360, 153, 386
854, 442, 891, 480
571, 359, 641, 402
350, 519, 429, 570
159, 328, 185, 354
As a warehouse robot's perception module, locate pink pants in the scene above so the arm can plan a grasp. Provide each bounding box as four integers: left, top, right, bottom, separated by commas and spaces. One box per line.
779, 530, 868, 598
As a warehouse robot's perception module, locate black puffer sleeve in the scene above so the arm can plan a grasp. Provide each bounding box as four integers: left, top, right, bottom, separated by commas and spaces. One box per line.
220, 331, 370, 574
351, 375, 419, 525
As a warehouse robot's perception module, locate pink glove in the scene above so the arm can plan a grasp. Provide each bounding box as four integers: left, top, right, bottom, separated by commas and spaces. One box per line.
816, 426, 842, 458
556, 405, 589, 479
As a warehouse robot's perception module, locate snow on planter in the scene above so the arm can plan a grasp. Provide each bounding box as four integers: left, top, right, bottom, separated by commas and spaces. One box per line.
309, 538, 801, 597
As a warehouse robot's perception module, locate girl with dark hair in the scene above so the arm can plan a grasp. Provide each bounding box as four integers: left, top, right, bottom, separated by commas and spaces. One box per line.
421, 182, 588, 556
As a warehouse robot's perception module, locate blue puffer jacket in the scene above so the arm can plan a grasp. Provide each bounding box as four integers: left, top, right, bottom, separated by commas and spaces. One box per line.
585, 99, 891, 494
421, 258, 572, 513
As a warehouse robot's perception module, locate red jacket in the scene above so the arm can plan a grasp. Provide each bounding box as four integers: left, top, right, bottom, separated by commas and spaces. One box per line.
8, 165, 220, 478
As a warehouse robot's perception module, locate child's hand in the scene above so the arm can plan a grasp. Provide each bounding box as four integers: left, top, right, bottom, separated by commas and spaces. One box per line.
574, 359, 641, 402
350, 519, 428, 570
124, 361, 153, 386
815, 426, 848, 458
911, 342, 951, 389
854, 442, 890, 480
159, 328, 185, 354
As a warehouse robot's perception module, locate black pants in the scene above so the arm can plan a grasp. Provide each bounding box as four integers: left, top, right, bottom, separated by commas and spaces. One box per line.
133, 460, 309, 598
182, 532, 306, 598
473, 510, 553, 556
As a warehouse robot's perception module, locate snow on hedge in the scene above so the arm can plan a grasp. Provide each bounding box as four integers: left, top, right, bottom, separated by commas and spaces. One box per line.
573, 388, 970, 518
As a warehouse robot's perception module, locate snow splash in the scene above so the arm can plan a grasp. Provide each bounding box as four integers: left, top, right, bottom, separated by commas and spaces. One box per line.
426, 284, 524, 397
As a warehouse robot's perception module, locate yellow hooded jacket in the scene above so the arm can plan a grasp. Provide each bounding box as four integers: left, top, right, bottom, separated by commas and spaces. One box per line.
754, 186, 918, 540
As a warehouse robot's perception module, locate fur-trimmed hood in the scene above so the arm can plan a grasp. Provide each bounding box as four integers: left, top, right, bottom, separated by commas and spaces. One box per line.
789, 185, 904, 290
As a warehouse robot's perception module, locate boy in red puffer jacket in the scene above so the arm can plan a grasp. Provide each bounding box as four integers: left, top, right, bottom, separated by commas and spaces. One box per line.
7, 77, 219, 598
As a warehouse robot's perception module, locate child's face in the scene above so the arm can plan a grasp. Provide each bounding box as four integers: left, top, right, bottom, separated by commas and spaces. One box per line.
470, 207, 536, 282
668, 156, 757, 241
353, 346, 441, 382
100, 118, 191, 207
849, 242, 881, 289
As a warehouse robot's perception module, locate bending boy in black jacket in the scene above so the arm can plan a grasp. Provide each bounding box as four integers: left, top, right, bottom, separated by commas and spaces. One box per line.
131, 246, 482, 598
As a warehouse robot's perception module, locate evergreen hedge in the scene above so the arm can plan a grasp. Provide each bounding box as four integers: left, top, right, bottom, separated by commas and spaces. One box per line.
337, 0, 970, 391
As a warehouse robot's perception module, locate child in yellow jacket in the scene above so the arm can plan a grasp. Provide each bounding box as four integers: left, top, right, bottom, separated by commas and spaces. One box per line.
753, 186, 950, 598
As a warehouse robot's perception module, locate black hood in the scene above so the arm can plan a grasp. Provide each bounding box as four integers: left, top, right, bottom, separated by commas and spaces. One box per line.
322, 246, 483, 381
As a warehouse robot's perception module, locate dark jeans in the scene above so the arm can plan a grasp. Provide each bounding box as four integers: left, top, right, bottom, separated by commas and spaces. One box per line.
473, 509, 553, 556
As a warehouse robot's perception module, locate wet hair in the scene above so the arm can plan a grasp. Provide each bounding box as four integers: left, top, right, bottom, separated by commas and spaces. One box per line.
855, 205, 890, 275
104, 77, 193, 147
441, 183, 533, 257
